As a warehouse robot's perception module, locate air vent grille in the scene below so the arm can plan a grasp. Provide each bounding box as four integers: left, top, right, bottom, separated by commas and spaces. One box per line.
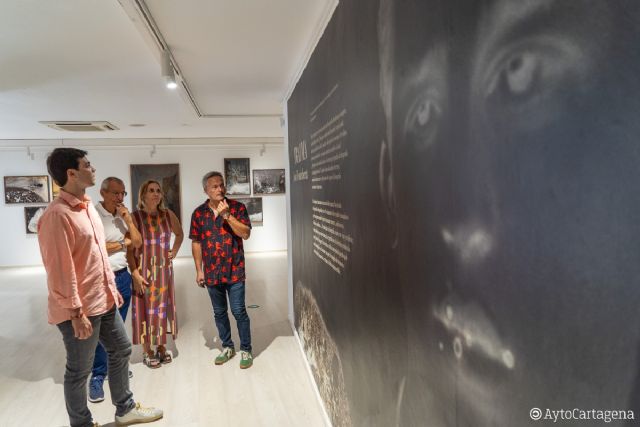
39, 121, 119, 132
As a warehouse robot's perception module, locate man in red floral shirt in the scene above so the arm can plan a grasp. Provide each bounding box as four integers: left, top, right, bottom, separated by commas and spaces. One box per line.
190, 171, 253, 368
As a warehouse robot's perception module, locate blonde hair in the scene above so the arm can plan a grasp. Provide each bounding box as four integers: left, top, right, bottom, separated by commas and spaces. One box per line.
137, 179, 166, 211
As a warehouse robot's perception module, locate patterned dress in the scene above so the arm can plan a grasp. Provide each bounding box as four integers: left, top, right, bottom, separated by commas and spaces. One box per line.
131, 209, 178, 345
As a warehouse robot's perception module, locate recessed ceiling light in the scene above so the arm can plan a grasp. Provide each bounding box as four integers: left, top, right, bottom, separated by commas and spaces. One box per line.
129, 123, 146, 127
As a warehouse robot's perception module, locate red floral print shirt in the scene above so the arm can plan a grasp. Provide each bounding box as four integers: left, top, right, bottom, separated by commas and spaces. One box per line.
189, 198, 251, 286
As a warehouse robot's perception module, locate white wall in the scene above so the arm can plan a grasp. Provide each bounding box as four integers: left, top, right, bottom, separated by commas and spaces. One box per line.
0, 139, 287, 267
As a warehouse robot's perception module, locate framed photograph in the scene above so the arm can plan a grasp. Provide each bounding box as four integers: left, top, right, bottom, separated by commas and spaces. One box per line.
224, 158, 251, 195
232, 197, 263, 227
24, 206, 47, 234
4, 175, 50, 204
130, 164, 182, 222
51, 181, 61, 199
253, 169, 286, 194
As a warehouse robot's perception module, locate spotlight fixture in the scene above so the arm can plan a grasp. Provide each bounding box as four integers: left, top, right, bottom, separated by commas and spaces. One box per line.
161, 50, 177, 90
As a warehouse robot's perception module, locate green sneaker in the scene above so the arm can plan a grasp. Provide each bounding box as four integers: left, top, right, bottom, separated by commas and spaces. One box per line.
239, 350, 253, 369
215, 347, 235, 365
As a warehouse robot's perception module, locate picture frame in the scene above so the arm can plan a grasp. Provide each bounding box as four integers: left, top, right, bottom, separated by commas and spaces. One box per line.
130, 164, 182, 222
4, 175, 51, 204
224, 158, 251, 195
253, 169, 286, 195
232, 197, 263, 226
51, 181, 61, 200
24, 206, 47, 234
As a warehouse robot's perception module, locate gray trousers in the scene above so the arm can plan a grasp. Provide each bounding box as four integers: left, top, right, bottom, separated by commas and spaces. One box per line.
57, 306, 135, 427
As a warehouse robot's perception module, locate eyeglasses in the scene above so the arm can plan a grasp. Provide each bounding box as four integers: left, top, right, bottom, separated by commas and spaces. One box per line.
110, 191, 128, 197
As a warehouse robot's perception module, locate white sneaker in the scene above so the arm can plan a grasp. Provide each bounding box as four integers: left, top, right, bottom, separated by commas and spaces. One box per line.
115, 402, 163, 426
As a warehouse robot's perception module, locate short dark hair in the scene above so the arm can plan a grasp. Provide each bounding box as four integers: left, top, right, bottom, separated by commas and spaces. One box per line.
202, 171, 224, 190
46, 148, 88, 187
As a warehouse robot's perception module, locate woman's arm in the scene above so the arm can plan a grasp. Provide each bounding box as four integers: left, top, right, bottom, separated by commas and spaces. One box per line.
127, 246, 147, 295
167, 209, 184, 259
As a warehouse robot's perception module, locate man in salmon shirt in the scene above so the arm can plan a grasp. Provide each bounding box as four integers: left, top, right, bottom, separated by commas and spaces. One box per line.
38, 147, 162, 427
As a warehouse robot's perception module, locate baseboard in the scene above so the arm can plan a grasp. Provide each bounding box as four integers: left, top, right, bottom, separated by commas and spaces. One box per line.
290, 320, 333, 427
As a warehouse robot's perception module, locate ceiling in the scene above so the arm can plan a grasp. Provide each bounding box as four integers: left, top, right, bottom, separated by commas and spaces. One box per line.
0, 0, 335, 141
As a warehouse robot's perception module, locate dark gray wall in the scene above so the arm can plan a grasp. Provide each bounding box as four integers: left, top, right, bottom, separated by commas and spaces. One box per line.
288, 1, 640, 425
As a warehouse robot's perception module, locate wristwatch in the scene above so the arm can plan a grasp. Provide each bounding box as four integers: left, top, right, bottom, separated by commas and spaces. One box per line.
119, 239, 126, 250
222, 211, 230, 220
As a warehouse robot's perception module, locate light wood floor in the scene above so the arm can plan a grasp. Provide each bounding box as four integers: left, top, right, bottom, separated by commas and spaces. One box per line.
0, 252, 327, 427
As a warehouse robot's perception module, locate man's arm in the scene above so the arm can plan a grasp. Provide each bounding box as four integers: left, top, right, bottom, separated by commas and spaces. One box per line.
217, 200, 251, 239
103, 207, 142, 254
38, 212, 81, 310
118, 205, 142, 249
225, 215, 250, 239
125, 217, 142, 249
191, 241, 205, 287
188, 207, 205, 287
38, 211, 93, 339
105, 241, 126, 255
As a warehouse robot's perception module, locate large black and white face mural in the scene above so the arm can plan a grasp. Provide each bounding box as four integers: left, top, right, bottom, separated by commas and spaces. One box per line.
379, 0, 640, 425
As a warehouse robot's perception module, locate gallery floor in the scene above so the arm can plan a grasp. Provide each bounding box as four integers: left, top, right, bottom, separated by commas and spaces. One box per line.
0, 252, 327, 427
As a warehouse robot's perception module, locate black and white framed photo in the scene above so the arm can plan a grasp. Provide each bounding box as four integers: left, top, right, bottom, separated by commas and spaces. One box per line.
24, 206, 47, 234
224, 158, 251, 195
4, 175, 51, 204
253, 169, 285, 195
232, 197, 263, 227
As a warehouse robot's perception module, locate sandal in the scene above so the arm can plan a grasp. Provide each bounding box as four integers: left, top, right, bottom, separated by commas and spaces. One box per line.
143, 352, 161, 369
156, 348, 173, 364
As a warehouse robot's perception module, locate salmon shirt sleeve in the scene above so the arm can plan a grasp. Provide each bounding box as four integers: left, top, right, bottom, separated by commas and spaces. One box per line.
38, 209, 82, 309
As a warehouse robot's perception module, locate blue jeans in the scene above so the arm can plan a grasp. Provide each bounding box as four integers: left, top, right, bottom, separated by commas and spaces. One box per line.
207, 281, 252, 352
57, 306, 135, 427
92, 268, 132, 378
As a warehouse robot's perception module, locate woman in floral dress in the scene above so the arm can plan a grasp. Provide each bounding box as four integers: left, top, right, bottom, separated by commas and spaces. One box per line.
130, 180, 183, 368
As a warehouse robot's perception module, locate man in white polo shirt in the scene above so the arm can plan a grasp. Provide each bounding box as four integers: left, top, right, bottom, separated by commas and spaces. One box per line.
89, 176, 142, 403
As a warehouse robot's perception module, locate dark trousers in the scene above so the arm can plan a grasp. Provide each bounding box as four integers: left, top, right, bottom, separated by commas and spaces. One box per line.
92, 268, 132, 378
207, 281, 252, 352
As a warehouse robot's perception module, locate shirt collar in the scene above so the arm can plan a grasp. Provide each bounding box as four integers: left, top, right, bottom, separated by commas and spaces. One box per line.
95, 201, 114, 217
59, 188, 91, 209
203, 197, 229, 209
202, 198, 214, 210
